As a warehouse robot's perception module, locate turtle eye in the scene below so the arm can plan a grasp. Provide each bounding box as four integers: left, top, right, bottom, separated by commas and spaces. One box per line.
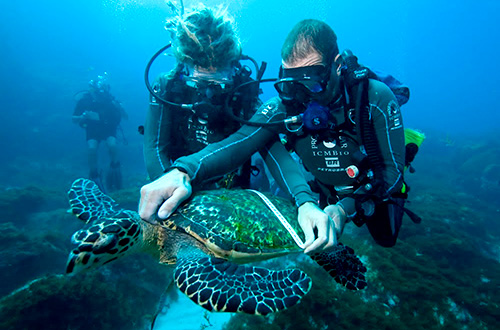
93, 234, 119, 254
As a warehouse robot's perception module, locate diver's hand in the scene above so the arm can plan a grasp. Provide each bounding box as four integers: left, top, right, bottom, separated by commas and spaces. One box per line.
323, 204, 347, 241
298, 202, 336, 254
84, 111, 100, 121
139, 169, 192, 224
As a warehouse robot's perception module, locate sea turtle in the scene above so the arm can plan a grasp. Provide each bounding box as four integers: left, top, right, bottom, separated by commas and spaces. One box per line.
66, 178, 367, 315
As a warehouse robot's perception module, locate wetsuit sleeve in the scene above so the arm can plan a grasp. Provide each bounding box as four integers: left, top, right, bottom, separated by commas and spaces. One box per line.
143, 76, 174, 180
172, 98, 286, 183
73, 94, 91, 116
74, 102, 84, 116
260, 141, 318, 207
369, 79, 405, 194
339, 79, 405, 218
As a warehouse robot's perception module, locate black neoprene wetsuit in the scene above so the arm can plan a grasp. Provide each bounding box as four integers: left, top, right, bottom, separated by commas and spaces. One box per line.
172, 79, 406, 245
74, 92, 122, 141
143, 71, 261, 184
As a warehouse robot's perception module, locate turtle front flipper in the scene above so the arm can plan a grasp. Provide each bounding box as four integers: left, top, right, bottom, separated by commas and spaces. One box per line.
68, 178, 122, 223
174, 255, 312, 315
310, 243, 368, 290
66, 178, 143, 274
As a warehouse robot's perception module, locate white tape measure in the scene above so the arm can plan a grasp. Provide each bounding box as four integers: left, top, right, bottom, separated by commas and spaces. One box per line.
247, 189, 305, 249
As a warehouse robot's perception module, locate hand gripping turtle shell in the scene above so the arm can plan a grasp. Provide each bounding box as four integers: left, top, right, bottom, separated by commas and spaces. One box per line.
66, 179, 367, 315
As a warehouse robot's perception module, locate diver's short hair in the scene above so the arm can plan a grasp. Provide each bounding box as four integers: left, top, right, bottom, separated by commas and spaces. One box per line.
169, 6, 242, 70
281, 19, 339, 66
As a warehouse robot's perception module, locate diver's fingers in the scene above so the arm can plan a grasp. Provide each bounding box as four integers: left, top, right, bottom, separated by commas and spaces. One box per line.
304, 236, 326, 254
304, 220, 328, 254
301, 223, 316, 251
139, 169, 192, 222
139, 185, 169, 223
324, 217, 337, 249
158, 185, 192, 219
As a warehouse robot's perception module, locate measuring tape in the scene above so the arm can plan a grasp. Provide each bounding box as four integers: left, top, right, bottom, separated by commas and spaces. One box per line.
247, 189, 305, 249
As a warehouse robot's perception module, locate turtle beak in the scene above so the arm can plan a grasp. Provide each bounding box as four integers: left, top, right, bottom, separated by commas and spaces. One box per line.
65, 250, 94, 274
66, 254, 77, 274
93, 234, 119, 254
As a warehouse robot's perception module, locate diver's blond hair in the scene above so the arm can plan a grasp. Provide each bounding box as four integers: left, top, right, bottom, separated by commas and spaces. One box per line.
166, 4, 242, 70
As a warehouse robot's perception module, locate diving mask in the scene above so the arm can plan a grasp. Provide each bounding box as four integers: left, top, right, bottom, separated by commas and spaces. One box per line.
181, 69, 235, 121
89, 73, 110, 93
274, 65, 330, 104
275, 65, 336, 131
183, 68, 234, 90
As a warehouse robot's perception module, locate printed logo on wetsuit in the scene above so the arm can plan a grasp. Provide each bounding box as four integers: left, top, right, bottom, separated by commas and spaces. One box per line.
388, 100, 403, 130
325, 157, 340, 168
312, 150, 349, 157
312, 136, 337, 149
259, 101, 279, 119
311, 136, 318, 149
323, 140, 336, 148
187, 117, 213, 145
339, 136, 348, 149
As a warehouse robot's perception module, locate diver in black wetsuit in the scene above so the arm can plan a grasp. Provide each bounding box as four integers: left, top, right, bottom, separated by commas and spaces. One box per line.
73, 73, 126, 192
142, 5, 265, 191
139, 19, 408, 253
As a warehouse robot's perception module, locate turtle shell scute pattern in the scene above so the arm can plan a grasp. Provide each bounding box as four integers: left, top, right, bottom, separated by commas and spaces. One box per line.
168, 189, 304, 253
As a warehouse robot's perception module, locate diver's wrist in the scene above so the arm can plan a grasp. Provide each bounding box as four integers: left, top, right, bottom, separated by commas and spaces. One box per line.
168, 167, 192, 181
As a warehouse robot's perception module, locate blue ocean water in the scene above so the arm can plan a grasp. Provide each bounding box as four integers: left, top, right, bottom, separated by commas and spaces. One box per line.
1, 0, 499, 187
0, 1, 499, 329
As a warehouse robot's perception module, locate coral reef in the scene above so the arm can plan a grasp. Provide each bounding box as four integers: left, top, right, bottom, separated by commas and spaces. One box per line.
0, 186, 66, 226
0, 257, 168, 330
0, 221, 70, 297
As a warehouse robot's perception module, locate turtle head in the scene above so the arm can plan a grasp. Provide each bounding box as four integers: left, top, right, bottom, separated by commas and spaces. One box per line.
66, 210, 143, 274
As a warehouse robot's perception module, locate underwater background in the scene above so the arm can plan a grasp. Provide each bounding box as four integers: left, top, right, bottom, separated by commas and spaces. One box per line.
0, 0, 499, 329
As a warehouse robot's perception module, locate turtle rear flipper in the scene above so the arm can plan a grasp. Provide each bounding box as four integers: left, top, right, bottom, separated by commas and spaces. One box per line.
174, 255, 312, 315
68, 178, 123, 223
310, 243, 368, 290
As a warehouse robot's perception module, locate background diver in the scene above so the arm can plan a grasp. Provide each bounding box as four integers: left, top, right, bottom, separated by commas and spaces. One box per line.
73, 73, 127, 192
